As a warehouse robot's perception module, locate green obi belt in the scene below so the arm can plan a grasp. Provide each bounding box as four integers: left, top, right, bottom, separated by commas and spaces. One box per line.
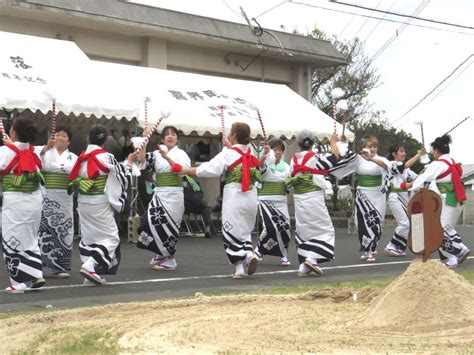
68, 175, 107, 195
2, 172, 44, 193
258, 181, 286, 196
389, 185, 405, 193
43, 172, 70, 190
155, 172, 183, 188
285, 173, 321, 195
357, 174, 383, 187
225, 166, 262, 188
437, 182, 458, 207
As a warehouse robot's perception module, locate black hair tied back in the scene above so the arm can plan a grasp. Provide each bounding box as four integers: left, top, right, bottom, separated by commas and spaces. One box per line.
431, 134, 451, 155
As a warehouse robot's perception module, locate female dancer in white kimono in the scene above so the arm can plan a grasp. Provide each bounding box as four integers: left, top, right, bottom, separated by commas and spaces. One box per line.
286, 130, 340, 276
180, 122, 260, 278
37, 126, 78, 278
383, 143, 424, 257
330, 136, 390, 262
137, 126, 191, 271
0, 117, 45, 293
254, 139, 292, 266
404, 134, 470, 267
68, 124, 137, 285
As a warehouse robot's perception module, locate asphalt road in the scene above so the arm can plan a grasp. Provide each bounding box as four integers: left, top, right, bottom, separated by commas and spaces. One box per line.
1, 226, 473, 313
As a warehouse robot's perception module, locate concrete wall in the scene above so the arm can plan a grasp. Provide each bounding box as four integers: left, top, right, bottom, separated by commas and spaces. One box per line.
0, 14, 310, 94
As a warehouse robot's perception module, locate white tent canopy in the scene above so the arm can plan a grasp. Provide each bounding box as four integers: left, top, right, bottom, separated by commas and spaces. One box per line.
0, 31, 353, 141
0, 31, 137, 119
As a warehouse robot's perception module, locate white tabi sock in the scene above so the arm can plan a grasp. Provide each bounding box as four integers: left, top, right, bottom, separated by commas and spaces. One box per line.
161, 258, 177, 268
299, 263, 310, 274
82, 257, 97, 272
235, 262, 245, 275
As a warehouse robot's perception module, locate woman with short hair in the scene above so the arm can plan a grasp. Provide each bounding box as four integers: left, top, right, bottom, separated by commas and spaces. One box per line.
38, 126, 78, 278
383, 143, 424, 257
180, 122, 260, 278
254, 138, 292, 266
330, 136, 391, 262
137, 126, 191, 271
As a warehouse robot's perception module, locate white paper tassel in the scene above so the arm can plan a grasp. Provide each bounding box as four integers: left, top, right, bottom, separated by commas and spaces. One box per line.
336, 99, 348, 112
331, 88, 345, 100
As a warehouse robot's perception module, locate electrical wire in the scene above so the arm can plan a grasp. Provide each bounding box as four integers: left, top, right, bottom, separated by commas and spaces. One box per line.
427, 60, 473, 103
289, 1, 474, 36
370, 0, 430, 62
391, 54, 474, 128
329, 0, 474, 30
255, 0, 290, 19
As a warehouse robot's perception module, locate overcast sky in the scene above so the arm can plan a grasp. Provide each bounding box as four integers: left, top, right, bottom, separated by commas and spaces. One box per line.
131, 0, 474, 164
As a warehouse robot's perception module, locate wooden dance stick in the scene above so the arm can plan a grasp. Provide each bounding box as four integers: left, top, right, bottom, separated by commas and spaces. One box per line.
219, 105, 226, 138
135, 113, 169, 153
144, 97, 149, 130
51, 99, 56, 136
256, 109, 267, 144
444, 116, 472, 136
0, 117, 6, 140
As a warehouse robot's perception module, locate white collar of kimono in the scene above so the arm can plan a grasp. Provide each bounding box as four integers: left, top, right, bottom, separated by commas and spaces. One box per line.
14, 141, 30, 149
85, 144, 103, 153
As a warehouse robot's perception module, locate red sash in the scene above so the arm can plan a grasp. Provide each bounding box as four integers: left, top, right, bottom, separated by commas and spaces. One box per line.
291, 152, 328, 177
69, 149, 110, 180
0, 144, 42, 176
227, 147, 260, 192
437, 158, 466, 203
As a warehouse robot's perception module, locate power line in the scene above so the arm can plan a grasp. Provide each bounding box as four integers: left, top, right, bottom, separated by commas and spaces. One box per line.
338, 0, 363, 37
428, 61, 473, 103
362, 0, 396, 43
329, 0, 474, 30
222, 0, 241, 16
289, 1, 474, 36
370, 0, 430, 63
392, 54, 474, 128
353, 0, 382, 38
255, 0, 290, 19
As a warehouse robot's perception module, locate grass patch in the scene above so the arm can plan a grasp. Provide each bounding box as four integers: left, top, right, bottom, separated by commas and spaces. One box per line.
28, 326, 122, 354
460, 270, 474, 284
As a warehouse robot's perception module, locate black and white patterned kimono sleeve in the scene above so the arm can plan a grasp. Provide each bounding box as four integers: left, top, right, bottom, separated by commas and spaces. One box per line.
102, 154, 133, 213
328, 151, 360, 180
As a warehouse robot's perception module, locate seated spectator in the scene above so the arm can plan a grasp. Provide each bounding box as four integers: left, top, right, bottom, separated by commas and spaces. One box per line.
183, 176, 213, 238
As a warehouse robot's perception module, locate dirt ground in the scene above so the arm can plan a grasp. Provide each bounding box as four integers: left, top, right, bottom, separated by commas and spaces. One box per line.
1, 260, 474, 353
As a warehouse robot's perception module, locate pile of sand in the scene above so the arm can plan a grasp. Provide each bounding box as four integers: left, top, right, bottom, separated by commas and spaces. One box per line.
357, 259, 474, 332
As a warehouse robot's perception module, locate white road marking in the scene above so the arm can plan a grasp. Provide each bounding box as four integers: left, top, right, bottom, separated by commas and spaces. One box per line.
13, 256, 473, 291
